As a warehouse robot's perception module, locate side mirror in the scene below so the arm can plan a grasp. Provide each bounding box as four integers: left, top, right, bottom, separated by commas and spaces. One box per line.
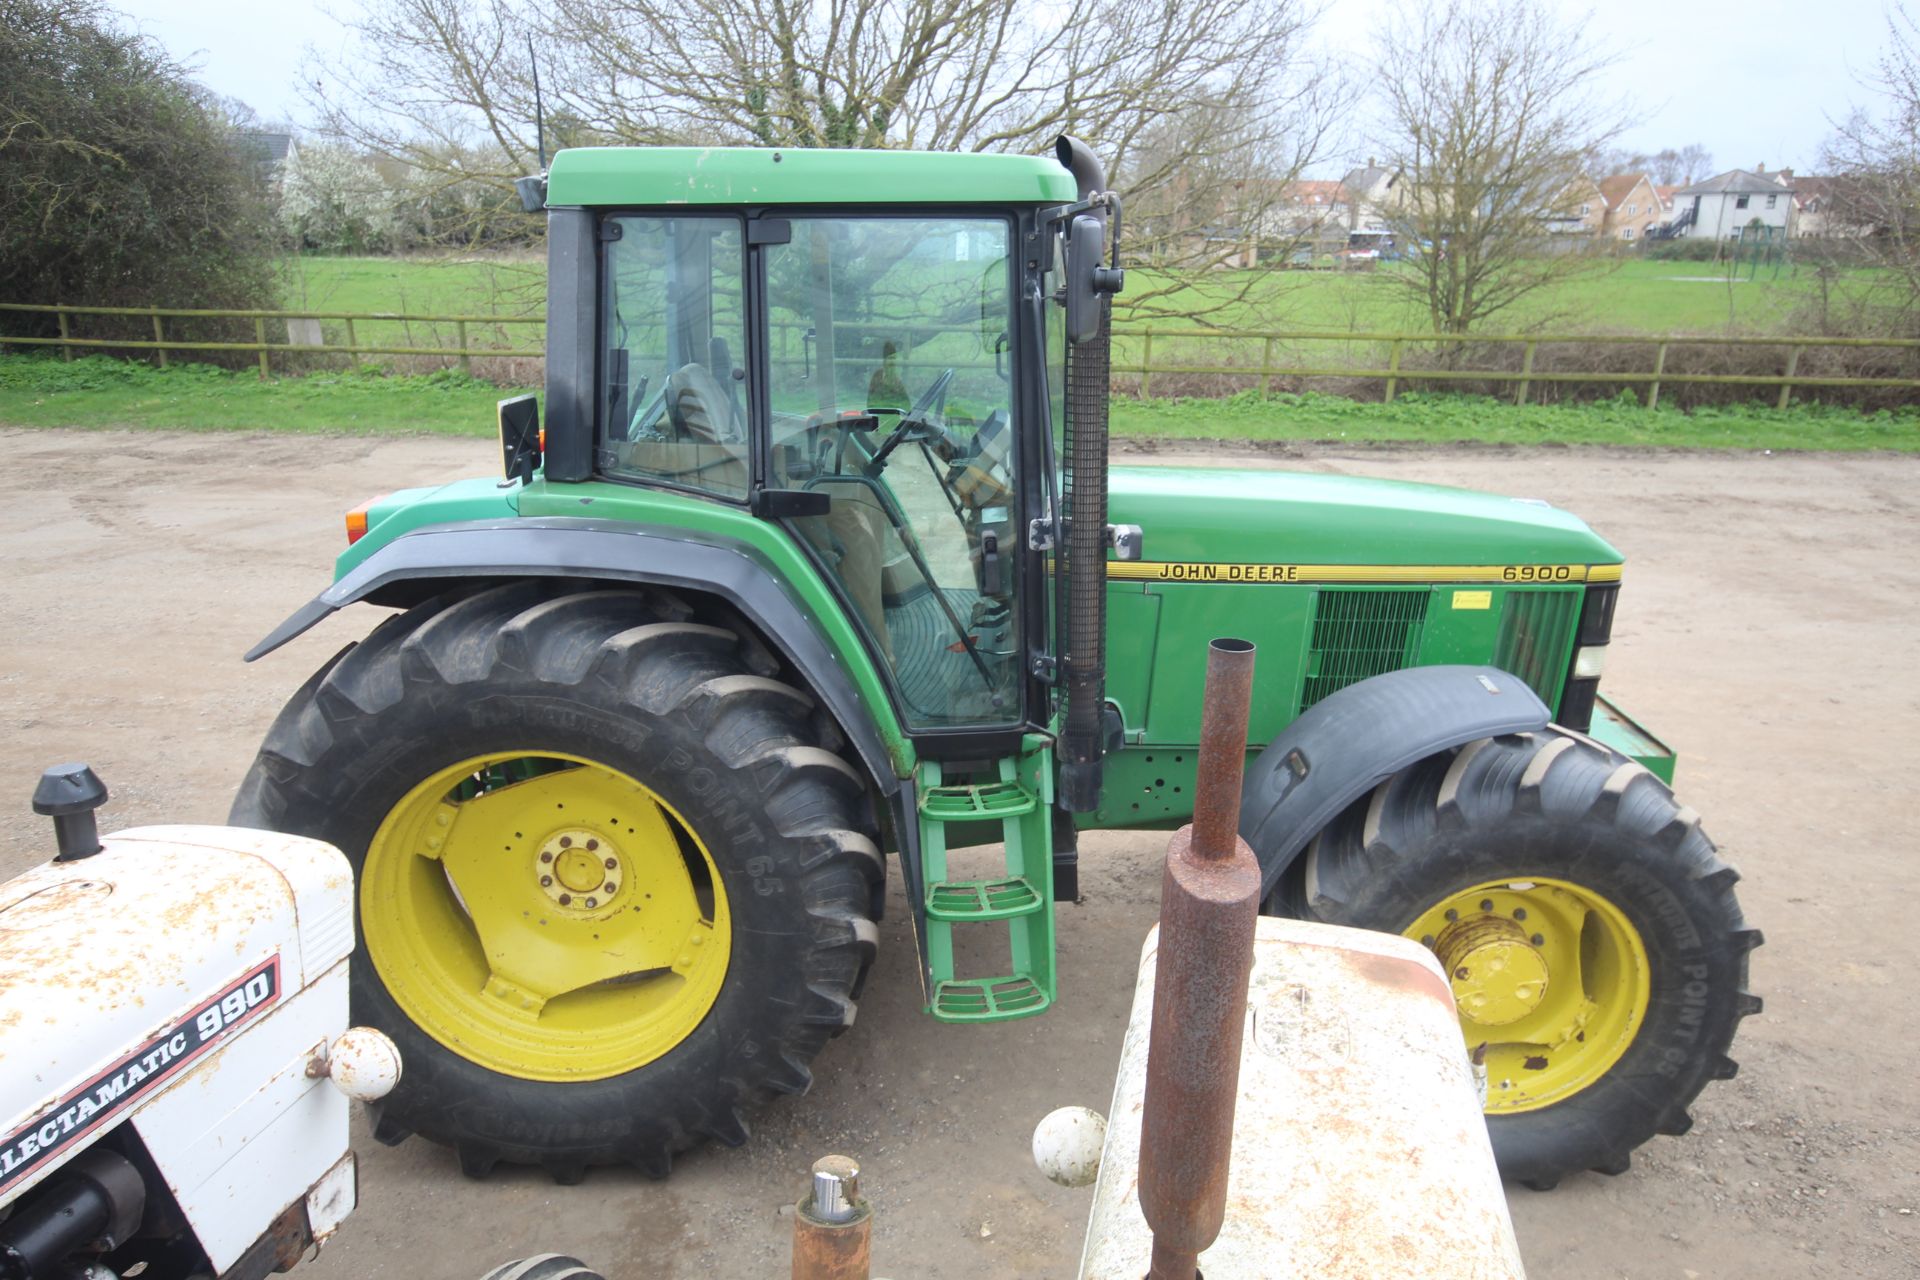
1065, 214, 1125, 345
498, 395, 541, 483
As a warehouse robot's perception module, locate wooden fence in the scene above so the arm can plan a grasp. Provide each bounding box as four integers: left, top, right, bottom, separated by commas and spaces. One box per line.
6, 302, 1919, 410
1112, 328, 1920, 411
0, 303, 543, 377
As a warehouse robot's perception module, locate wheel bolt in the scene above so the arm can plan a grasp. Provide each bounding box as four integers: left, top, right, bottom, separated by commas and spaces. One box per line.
540, 875, 553, 887
1513, 907, 1527, 920
560, 836, 572, 848
585, 897, 597, 908
587, 839, 600, 852
604, 857, 617, 869
1531, 933, 1545, 946
559, 893, 573, 905
541, 851, 553, 863
1445, 909, 1459, 921
1421, 934, 1435, 947
1480, 899, 1494, 912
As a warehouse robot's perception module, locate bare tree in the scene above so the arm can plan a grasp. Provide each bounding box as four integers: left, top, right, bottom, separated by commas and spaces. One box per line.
1371, 0, 1624, 334
307, 0, 1347, 303
1673, 143, 1713, 185
1819, 3, 1920, 335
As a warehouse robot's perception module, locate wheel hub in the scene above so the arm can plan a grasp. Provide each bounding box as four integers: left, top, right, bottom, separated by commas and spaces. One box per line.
536, 828, 621, 910
1435, 913, 1549, 1026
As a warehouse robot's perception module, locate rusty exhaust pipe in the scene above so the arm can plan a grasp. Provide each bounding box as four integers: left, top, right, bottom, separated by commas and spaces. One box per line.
791, 1154, 871, 1280
1137, 638, 1261, 1280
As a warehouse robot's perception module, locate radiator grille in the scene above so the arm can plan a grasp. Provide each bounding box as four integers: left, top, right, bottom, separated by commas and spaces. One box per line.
1301, 589, 1431, 710
1494, 589, 1580, 705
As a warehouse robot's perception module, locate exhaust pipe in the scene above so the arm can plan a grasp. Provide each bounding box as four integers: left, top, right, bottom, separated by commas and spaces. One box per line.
1053, 134, 1118, 813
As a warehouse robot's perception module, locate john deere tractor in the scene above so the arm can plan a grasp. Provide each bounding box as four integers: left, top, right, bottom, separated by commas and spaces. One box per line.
234, 139, 1759, 1190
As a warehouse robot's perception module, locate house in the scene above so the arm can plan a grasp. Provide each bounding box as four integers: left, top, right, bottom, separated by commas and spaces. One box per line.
1542, 176, 1606, 235
1596, 173, 1663, 241
234, 131, 297, 185
1253, 179, 1351, 255
1340, 163, 1405, 236
1668, 167, 1796, 240
1790, 175, 1874, 238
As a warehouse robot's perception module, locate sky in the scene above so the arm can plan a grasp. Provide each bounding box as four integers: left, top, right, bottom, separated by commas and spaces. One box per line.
114, 0, 1896, 178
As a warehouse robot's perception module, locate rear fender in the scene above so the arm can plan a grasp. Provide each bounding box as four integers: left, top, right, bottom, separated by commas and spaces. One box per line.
243, 517, 909, 798
1238, 665, 1550, 898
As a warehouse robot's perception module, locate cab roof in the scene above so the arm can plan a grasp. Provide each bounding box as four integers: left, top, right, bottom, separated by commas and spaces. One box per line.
544, 145, 1079, 208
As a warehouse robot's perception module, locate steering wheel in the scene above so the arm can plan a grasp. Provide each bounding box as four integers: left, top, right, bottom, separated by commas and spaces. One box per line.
866, 367, 956, 474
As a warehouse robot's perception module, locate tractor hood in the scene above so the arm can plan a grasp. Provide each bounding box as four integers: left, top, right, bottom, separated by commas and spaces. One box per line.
1106, 467, 1621, 569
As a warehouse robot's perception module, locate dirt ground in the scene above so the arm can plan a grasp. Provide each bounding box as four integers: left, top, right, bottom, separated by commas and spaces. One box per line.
3, 428, 1917, 1279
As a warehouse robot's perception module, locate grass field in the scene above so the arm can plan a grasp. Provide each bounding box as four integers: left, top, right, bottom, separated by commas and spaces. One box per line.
277, 252, 1842, 337
6, 355, 1913, 450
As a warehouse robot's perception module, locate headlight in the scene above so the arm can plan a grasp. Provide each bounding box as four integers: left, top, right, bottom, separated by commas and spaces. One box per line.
1573, 645, 1608, 680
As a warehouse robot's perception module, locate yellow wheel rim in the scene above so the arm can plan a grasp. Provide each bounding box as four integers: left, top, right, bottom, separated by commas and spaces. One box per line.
1406, 877, 1649, 1114
363, 752, 731, 1082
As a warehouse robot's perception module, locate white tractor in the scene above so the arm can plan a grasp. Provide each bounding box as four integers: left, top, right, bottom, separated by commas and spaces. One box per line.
0, 764, 599, 1280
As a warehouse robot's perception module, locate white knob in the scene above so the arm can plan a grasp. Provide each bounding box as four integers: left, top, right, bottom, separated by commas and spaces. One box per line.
317, 1026, 403, 1102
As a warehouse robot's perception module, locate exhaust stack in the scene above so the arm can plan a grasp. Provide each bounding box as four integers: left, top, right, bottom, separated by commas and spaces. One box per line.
1052, 134, 1123, 813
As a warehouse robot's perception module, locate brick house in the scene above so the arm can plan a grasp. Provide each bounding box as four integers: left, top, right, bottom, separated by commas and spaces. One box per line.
1596, 173, 1663, 241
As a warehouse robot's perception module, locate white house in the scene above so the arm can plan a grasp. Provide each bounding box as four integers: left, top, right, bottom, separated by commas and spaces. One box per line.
1669, 167, 1796, 240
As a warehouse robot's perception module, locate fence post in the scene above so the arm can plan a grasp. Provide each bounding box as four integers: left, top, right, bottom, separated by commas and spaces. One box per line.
1777, 344, 1801, 411
1515, 341, 1537, 406
457, 319, 471, 376
57, 309, 73, 363
345, 317, 358, 354
1385, 339, 1404, 403
151, 311, 167, 369
1648, 342, 1668, 411
254, 317, 269, 380
1141, 329, 1155, 400
1261, 336, 1276, 397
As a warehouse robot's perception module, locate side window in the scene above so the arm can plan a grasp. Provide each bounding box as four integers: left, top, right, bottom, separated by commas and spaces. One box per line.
763, 216, 1024, 728
600, 216, 749, 498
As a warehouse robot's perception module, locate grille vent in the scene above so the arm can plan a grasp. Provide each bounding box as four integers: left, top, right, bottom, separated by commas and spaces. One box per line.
1494, 589, 1580, 705
1301, 589, 1430, 710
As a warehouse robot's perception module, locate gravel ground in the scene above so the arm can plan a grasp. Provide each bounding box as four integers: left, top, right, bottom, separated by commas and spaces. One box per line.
2, 428, 1916, 1279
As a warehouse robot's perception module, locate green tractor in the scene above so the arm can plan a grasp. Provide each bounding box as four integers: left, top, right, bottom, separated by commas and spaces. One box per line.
234, 139, 1759, 1191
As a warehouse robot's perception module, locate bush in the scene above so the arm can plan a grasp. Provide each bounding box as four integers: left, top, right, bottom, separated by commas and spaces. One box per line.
0, 0, 278, 350
1644, 239, 1725, 262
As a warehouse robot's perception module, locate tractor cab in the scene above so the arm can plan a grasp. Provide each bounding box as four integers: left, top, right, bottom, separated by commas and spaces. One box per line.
528, 147, 1117, 759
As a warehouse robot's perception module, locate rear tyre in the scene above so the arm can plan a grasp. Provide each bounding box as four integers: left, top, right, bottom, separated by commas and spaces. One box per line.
1268, 727, 1761, 1188
479, 1258, 605, 1280
232, 582, 882, 1180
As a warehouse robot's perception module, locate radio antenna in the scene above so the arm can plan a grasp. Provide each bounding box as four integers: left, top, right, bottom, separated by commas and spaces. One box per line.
529, 36, 547, 170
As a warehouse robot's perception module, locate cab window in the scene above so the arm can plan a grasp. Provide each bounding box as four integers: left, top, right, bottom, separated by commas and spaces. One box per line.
765, 216, 1022, 728
599, 216, 749, 498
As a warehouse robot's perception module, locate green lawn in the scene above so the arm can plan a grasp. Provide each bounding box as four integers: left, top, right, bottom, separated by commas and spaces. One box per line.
279, 253, 1841, 338
1112, 390, 1920, 451
0, 356, 530, 435
1119, 257, 1841, 335
6, 355, 1912, 451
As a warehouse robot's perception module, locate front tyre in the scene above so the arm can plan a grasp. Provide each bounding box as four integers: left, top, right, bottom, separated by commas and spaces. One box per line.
232, 583, 882, 1182
1276, 728, 1762, 1189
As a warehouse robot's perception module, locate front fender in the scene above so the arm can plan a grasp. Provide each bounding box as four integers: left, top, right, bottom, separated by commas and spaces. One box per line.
243, 517, 911, 793
1238, 665, 1551, 897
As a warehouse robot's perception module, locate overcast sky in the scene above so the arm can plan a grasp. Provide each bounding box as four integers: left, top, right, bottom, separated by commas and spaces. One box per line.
115, 0, 1893, 177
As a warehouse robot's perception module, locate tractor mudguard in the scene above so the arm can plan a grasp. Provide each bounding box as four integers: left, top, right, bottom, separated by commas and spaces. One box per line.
243, 517, 903, 796
1238, 665, 1550, 898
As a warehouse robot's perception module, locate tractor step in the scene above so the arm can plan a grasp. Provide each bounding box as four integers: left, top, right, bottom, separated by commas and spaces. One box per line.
917, 748, 1056, 1025
931, 975, 1052, 1022
919, 778, 1037, 820
927, 875, 1043, 921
